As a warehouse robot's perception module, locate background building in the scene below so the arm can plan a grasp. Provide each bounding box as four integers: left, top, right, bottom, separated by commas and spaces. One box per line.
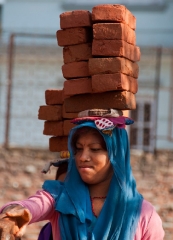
0, 0, 173, 152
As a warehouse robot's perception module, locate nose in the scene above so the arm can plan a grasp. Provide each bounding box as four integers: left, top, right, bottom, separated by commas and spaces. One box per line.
78, 149, 90, 162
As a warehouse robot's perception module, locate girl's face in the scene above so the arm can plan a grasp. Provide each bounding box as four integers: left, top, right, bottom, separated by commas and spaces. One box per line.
74, 131, 113, 185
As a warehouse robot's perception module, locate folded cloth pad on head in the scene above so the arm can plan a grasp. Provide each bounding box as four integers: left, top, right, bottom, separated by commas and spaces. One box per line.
78, 109, 123, 117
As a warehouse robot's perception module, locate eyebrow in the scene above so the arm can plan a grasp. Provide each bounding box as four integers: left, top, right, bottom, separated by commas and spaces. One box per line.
76, 142, 101, 146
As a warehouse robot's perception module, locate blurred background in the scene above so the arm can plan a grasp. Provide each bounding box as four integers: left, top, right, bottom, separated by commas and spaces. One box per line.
0, 0, 173, 151
0, 0, 173, 239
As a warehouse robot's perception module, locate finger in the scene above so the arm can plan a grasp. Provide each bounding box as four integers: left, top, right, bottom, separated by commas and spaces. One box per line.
0, 216, 27, 238
15, 225, 27, 238
0, 218, 19, 238
0, 218, 15, 231
1, 232, 15, 240
11, 225, 20, 235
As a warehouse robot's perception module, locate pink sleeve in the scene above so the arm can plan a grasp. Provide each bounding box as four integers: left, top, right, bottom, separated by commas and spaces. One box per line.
0, 190, 56, 223
141, 208, 165, 240
135, 200, 165, 240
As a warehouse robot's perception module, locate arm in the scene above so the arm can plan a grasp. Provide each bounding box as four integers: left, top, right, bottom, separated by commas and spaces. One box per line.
139, 200, 165, 240
141, 208, 165, 240
1, 190, 55, 223
0, 190, 55, 239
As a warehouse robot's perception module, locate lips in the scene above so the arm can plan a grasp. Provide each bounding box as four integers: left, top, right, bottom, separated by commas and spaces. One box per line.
78, 166, 93, 173
79, 166, 92, 169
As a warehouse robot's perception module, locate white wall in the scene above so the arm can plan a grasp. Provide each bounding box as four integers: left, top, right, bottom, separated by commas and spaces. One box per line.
133, 3, 173, 47
2, 0, 63, 34
2, 0, 173, 47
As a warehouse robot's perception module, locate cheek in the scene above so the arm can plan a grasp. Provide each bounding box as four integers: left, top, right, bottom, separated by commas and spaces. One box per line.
94, 156, 110, 172
98, 154, 112, 170
96, 153, 109, 165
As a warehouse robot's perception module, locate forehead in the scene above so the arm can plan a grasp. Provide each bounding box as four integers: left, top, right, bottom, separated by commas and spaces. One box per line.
76, 131, 104, 144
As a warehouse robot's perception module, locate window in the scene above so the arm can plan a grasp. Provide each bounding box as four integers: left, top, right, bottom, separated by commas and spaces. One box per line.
0, 4, 2, 34
130, 100, 156, 152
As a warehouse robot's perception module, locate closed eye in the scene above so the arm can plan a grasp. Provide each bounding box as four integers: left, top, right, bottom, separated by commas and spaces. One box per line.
76, 147, 83, 151
91, 148, 102, 152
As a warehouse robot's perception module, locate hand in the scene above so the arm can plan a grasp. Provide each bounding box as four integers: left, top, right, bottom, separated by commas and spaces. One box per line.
0, 205, 31, 240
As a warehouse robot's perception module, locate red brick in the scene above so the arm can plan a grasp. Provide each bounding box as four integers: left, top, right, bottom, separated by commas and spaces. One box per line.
43, 121, 63, 136
63, 120, 75, 136
92, 39, 140, 62
45, 89, 64, 105
63, 43, 92, 64
38, 105, 62, 121
49, 136, 68, 152
93, 23, 136, 45
62, 104, 79, 119
122, 110, 129, 117
64, 78, 92, 96
56, 27, 92, 46
60, 10, 92, 29
89, 57, 139, 78
92, 73, 138, 94
64, 91, 136, 112
92, 4, 136, 30
62, 61, 90, 79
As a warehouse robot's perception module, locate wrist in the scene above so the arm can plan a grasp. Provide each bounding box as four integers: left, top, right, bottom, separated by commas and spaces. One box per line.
2, 204, 19, 213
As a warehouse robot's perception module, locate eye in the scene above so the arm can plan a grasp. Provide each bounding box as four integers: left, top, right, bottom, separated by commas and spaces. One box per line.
91, 148, 101, 152
76, 147, 83, 152
74, 147, 83, 155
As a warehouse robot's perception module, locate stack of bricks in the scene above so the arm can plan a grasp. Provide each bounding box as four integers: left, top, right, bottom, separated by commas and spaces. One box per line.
38, 4, 140, 152
38, 89, 78, 152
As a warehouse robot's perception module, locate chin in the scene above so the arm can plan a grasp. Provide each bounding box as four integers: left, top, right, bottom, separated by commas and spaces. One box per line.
81, 177, 96, 185
80, 175, 94, 184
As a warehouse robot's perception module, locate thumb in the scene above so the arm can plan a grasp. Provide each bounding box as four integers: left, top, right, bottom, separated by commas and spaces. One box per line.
5, 206, 31, 224
6, 208, 31, 225
15, 225, 27, 238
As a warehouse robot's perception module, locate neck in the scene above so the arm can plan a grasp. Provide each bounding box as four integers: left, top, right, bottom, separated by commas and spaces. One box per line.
89, 175, 112, 198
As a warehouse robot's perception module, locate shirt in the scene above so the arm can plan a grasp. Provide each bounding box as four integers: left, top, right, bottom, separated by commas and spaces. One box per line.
0, 190, 165, 240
